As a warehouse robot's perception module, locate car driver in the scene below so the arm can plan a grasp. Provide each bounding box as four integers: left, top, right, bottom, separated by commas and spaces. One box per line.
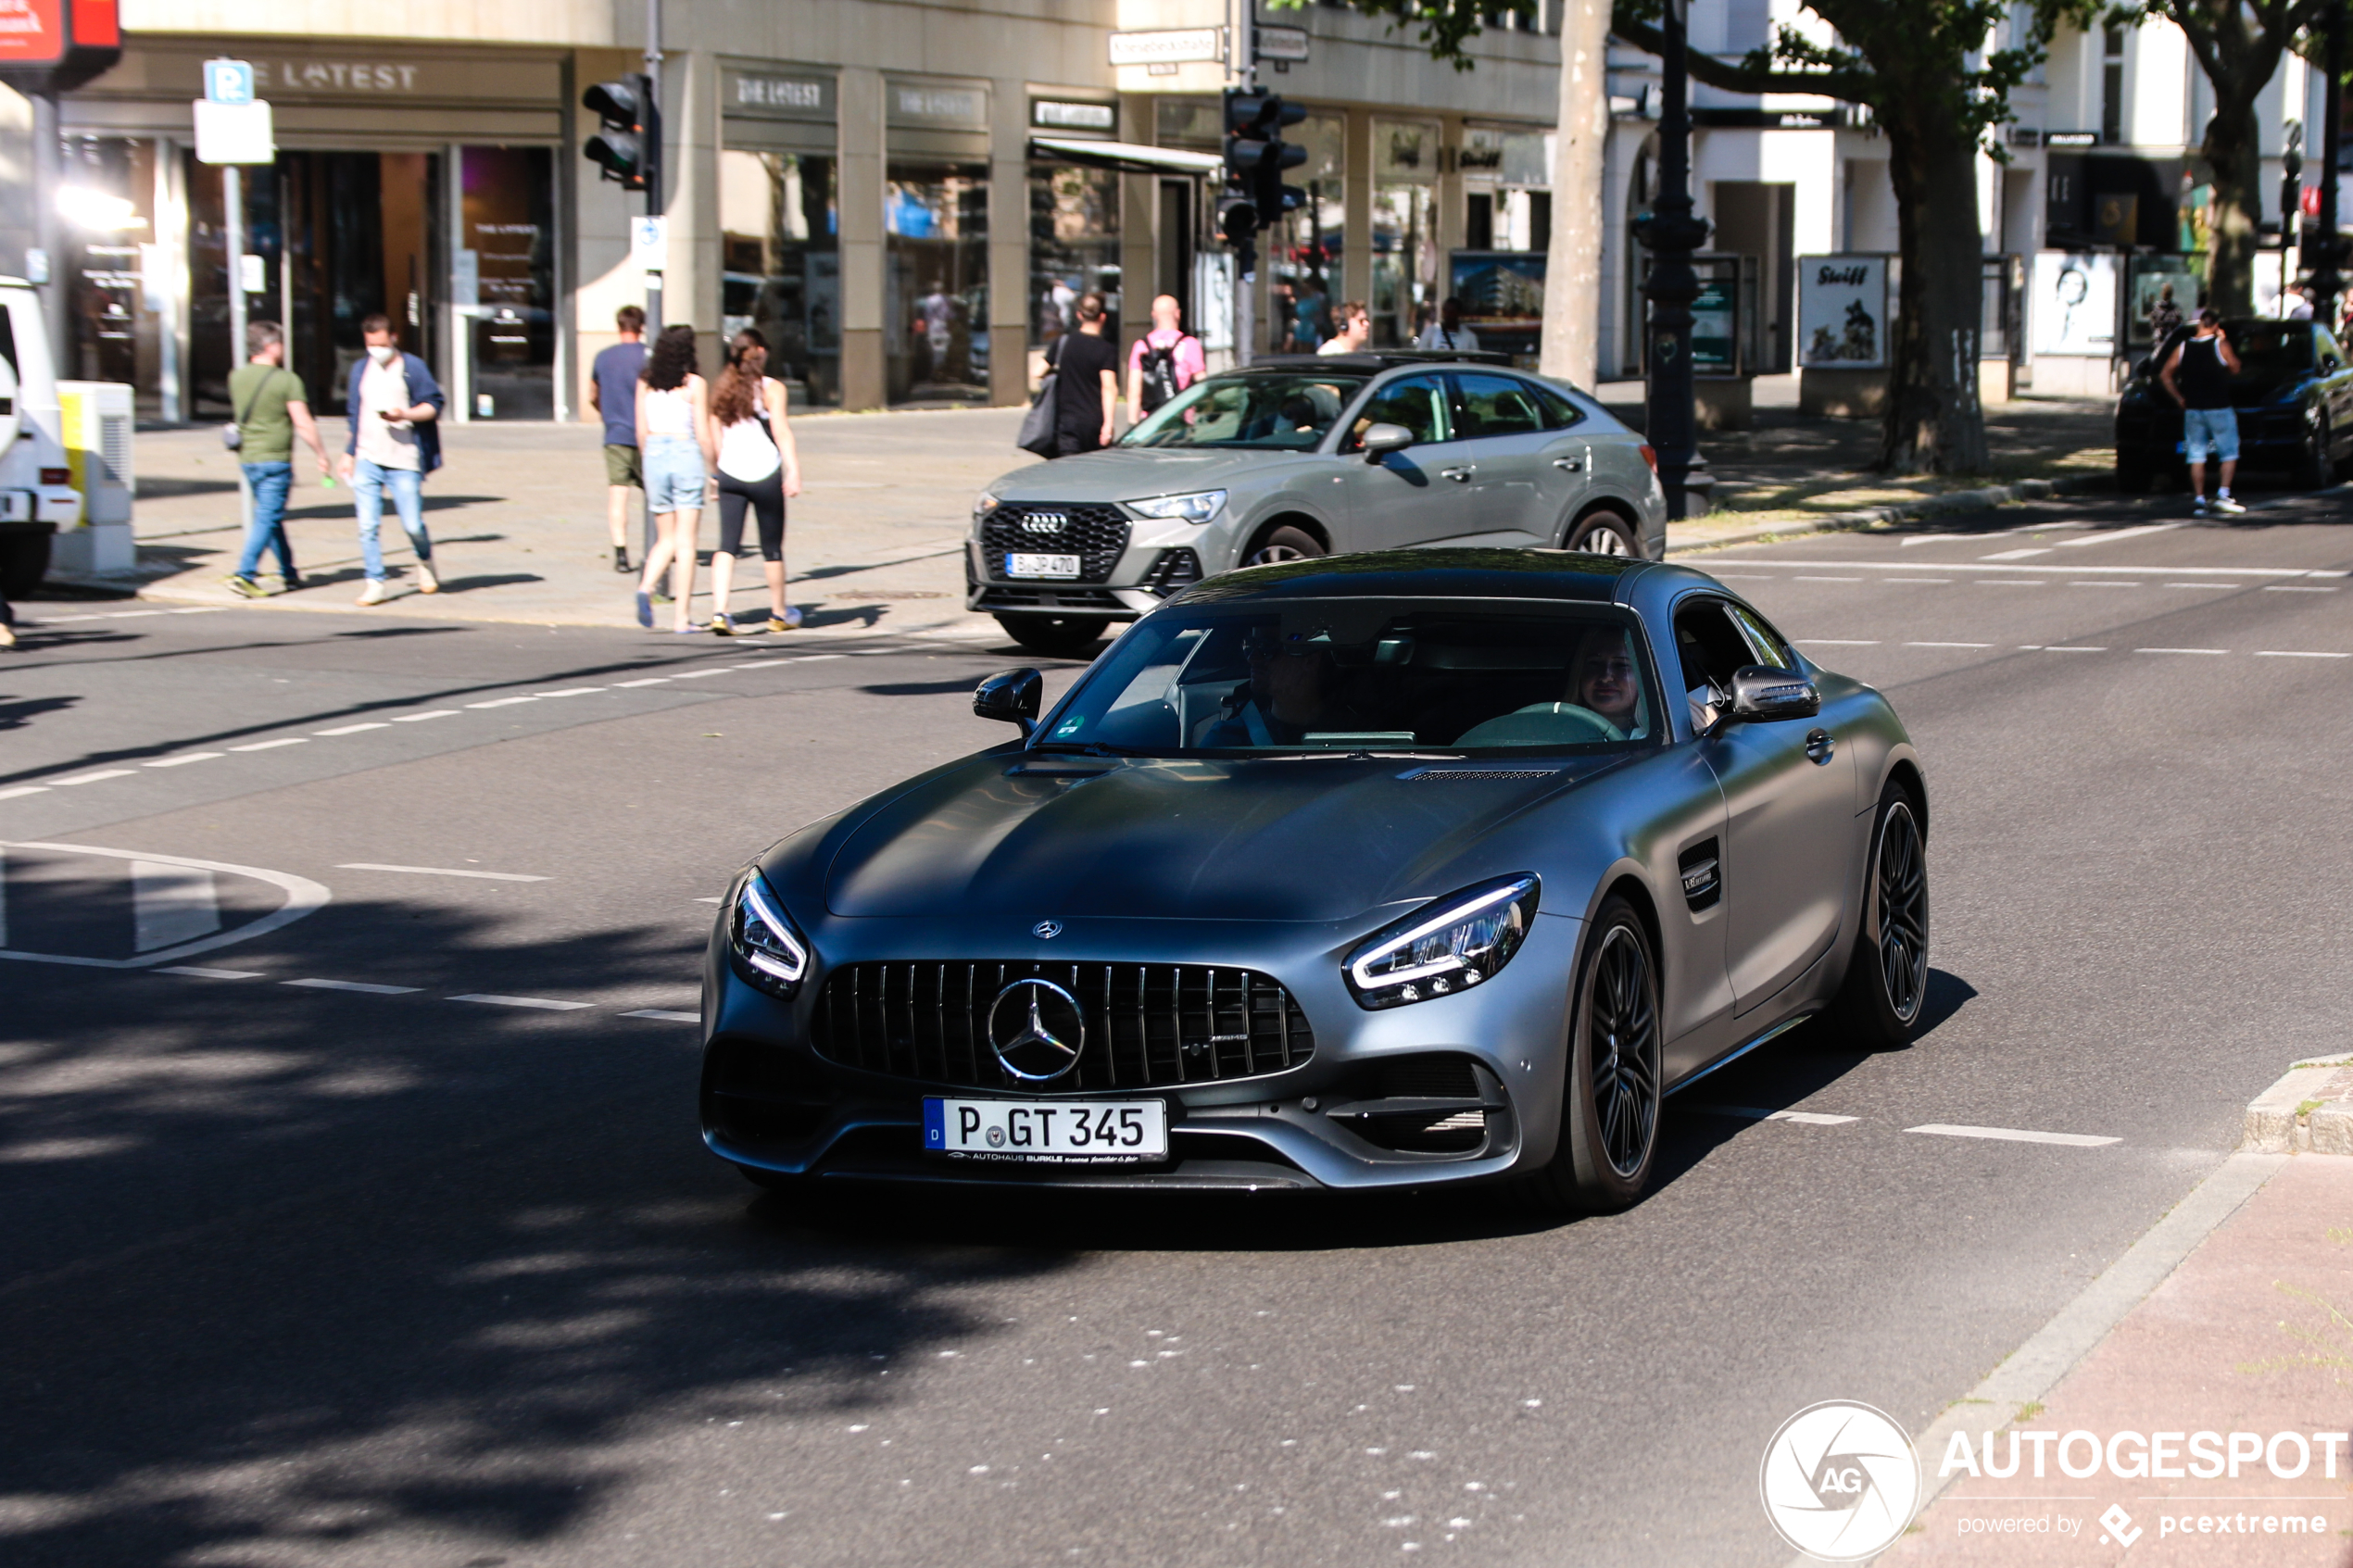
1194, 627, 1366, 746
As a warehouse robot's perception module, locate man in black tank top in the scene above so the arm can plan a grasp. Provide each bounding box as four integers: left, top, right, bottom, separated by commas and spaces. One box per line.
2158, 307, 2246, 514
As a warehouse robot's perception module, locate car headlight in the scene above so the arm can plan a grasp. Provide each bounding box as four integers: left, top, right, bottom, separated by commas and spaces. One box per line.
730, 870, 811, 998
1342, 874, 1540, 1010
1127, 489, 1227, 524
973, 492, 1001, 522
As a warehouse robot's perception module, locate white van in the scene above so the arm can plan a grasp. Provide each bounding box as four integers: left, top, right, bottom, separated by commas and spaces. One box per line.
0, 278, 90, 598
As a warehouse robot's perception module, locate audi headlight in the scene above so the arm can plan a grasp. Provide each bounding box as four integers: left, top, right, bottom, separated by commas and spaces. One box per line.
973, 492, 1001, 522
1128, 489, 1227, 524
730, 870, 811, 998
1343, 874, 1540, 1010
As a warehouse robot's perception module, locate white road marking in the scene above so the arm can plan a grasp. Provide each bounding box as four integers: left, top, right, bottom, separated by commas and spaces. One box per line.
2264, 584, 2337, 592
614, 678, 671, 687
1980, 547, 2051, 560
314, 722, 389, 736
1687, 1103, 1859, 1125
2044, 646, 2107, 653
2135, 646, 2228, 655
693, 896, 724, 903
1795, 575, 1864, 583
0, 843, 329, 971
1978, 580, 2047, 587
0, 786, 48, 801
2255, 650, 2350, 659
132, 860, 222, 951
230, 738, 308, 751
466, 696, 537, 709
794, 654, 847, 662
449, 993, 594, 1010
158, 966, 263, 979
1906, 1123, 2120, 1148
334, 862, 549, 882
672, 668, 736, 679
1887, 577, 1953, 584
145, 753, 225, 768
2163, 583, 2225, 589
1713, 558, 2344, 579
535, 687, 607, 697
622, 1009, 700, 1022
1906, 641, 1991, 648
1798, 639, 1880, 646
393, 710, 461, 722
2068, 581, 2138, 588
52, 770, 137, 785
284, 977, 421, 995
2055, 522, 2182, 547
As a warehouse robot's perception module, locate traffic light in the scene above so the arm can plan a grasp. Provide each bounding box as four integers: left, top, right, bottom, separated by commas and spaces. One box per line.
584, 73, 659, 195
1221, 91, 1308, 276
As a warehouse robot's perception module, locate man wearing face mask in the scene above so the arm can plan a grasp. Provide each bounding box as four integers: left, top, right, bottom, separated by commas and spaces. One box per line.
337, 313, 447, 605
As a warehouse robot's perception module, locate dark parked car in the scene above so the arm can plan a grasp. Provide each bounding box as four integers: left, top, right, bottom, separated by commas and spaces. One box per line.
2114, 317, 2353, 490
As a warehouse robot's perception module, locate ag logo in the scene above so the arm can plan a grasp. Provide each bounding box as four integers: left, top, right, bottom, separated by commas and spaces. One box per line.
1758, 1400, 1920, 1562
987, 978, 1084, 1082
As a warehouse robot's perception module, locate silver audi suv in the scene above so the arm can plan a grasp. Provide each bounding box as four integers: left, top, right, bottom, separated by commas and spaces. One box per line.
967, 349, 1667, 656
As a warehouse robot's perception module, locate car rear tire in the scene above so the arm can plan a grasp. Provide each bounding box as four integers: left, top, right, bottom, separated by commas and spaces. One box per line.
1822, 783, 1930, 1051
1241, 525, 1326, 567
1565, 508, 1642, 558
0, 532, 50, 600
994, 613, 1110, 659
1520, 895, 1661, 1215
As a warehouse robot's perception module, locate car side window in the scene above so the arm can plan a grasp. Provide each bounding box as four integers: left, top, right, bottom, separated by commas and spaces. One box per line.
1450, 373, 1549, 439
1728, 605, 1796, 670
1348, 373, 1451, 449
1529, 382, 1587, 431
2321, 327, 2347, 371
1674, 599, 1756, 699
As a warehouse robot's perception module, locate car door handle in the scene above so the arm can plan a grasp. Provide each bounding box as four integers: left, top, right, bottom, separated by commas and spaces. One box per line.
1552, 458, 1583, 471
1805, 728, 1835, 764
1439, 466, 1475, 483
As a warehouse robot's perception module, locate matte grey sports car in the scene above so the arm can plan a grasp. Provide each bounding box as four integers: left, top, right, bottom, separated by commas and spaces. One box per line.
702, 550, 1928, 1210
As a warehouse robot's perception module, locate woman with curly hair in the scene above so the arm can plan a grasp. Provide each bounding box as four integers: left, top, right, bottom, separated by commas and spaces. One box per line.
704, 328, 802, 633
633, 323, 716, 633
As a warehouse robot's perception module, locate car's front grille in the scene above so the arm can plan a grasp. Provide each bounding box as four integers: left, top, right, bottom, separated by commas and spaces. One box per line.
981, 504, 1132, 583
811, 960, 1315, 1092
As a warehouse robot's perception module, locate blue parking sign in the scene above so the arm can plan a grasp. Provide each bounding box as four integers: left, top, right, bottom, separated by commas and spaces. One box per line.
204, 59, 255, 107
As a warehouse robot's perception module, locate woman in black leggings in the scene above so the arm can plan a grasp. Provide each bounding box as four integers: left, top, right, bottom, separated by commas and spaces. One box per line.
706, 329, 802, 633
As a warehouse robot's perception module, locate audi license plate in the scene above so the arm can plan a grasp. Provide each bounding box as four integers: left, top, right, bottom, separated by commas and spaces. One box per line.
924, 1098, 1167, 1162
1006, 553, 1082, 579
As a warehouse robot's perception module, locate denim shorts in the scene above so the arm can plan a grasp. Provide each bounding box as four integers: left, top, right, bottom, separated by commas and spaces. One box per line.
2183, 407, 2240, 463
643, 435, 706, 512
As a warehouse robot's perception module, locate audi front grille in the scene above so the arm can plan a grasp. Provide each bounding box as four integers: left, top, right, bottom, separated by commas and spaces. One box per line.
980, 504, 1133, 584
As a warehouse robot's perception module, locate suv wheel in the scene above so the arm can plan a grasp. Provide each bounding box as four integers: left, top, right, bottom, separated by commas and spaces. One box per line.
994, 613, 1109, 659
1242, 525, 1326, 567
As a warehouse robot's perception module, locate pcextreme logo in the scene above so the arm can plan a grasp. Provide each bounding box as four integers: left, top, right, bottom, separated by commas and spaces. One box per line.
1759, 1400, 1923, 1561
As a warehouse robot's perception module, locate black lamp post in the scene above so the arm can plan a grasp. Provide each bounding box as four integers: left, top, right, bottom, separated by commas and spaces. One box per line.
2309, 0, 2345, 326
1633, 0, 1712, 520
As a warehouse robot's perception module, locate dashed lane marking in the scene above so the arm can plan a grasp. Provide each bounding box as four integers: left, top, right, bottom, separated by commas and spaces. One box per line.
1906, 641, 1991, 648
613, 678, 671, 687
1886, 578, 1952, 584
2256, 649, 2350, 659
672, 668, 736, 679
1977, 580, 2048, 586
0, 786, 48, 801
1907, 1123, 2120, 1148
1687, 1104, 1860, 1126
535, 687, 607, 697
314, 722, 388, 736
450, 994, 594, 1010
52, 770, 137, 785
2135, 646, 2229, 655
1798, 639, 1880, 646
1979, 547, 2051, 560
392, 709, 460, 721
283, 977, 421, 996
158, 966, 263, 979
2265, 584, 2338, 592
2043, 646, 2107, 652
1795, 575, 1863, 583
465, 696, 537, 709
145, 753, 225, 768
2055, 522, 2183, 548
623, 1009, 700, 1022
230, 738, 308, 751
334, 862, 549, 882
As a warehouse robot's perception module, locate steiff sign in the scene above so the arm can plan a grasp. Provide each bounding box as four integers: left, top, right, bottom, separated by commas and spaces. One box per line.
1796, 256, 1889, 370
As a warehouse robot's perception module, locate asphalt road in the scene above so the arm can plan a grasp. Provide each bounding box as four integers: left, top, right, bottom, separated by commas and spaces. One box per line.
1, 487, 2347, 1566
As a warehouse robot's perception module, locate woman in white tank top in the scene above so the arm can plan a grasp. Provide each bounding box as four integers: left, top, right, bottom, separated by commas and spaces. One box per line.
632, 325, 717, 633
705, 328, 802, 633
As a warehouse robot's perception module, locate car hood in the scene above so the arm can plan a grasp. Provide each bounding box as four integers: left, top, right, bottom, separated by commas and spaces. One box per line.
989, 447, 1304, 505
822, 753, 1617, 922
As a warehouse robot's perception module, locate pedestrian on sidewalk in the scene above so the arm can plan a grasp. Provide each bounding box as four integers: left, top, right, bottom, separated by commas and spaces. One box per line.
1049, 293, 1119, 458
222, 320, 333, 599
1416, 296, 1481, 353
706, 327, 803, 635
338, 313, 446, 606
632, 324, 715, 633
1317, 300, 1372, 357
2158, 307, 2246, 515
1125, 295, 1205, 426
588, 304, 647, 574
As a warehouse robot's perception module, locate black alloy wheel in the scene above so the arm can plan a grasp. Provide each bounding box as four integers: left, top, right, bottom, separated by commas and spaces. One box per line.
1242, 525, 1327, 567
1567, 508, 1642, 558
995, 613, 1111, 659
1522, 895, 1661, 1214
1825, 784, 1930, 1049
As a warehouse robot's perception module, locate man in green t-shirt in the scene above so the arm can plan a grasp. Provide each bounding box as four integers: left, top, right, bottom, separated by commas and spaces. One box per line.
224, 320, 333, 598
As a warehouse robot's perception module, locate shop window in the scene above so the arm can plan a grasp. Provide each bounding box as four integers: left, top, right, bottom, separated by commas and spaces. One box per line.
57, 136, 156, 398
886, 162, 989, 404
1030, 162, 1120, 358
459, 146, 554, 420
1374, 122, 1439, 348
721, 150, 840, 407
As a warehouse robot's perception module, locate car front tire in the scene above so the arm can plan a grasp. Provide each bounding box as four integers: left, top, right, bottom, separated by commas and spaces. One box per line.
1241, 525, 1326, 567
1565, 508, 1642, 558
994, 613, 1110, 659
1823, 783, 1930, 1050
1521, 895, 1661, 1214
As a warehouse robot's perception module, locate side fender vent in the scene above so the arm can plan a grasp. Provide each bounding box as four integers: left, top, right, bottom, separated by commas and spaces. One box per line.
1679, 838, 1721, 911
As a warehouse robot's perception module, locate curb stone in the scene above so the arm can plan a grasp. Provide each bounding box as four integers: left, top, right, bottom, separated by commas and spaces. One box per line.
2241, 1058, 2353, 1153
1667, 472, 2114, 558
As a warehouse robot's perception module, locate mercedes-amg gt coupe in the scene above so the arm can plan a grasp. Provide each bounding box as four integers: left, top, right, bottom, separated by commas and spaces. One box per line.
701, 548, 1929, 1211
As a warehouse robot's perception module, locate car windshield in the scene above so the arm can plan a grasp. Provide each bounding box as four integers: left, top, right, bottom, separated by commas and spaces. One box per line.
1118, 372, 1368, 451
2225, 322, 2314, 378
1038, 601, 1663, 756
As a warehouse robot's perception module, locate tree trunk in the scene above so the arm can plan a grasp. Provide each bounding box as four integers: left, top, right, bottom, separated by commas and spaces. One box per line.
1543, 0, 1613, 388
1878, 98, 1988, 473
2201, 86, 2266, 318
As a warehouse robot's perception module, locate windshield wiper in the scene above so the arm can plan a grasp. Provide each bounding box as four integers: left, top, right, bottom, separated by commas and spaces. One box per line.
1242, 749, 1466, 761
1027, 740, 1151, 758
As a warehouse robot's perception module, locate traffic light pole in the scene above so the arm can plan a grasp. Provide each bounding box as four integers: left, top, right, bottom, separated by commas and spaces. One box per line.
2316, 4, 2344, 328
643, 0, 665, 332
1635, 0, 1708, 521
1232, 1, 1255, 367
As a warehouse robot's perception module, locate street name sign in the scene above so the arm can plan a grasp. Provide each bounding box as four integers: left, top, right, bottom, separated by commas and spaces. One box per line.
1108, 28, 1223, 67
1255, 25, 1309, 62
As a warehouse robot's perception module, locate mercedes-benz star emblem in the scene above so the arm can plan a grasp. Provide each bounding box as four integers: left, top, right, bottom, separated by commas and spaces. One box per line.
1032, 919, 1063, 939
988, 979, 1085, 1082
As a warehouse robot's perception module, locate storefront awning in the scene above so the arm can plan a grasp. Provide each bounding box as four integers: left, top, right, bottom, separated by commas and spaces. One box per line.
1028, 137, 1224, 176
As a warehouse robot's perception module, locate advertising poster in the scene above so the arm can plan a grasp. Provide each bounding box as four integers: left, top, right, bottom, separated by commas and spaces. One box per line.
1447, 250, 1544, 358
2031, 251, 2119, 357
1796, 255, 1887, 370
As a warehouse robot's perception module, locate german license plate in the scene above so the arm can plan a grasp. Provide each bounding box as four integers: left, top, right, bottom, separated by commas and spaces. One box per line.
924, 1097, 1167, 1161
1007, 553, 1082, 579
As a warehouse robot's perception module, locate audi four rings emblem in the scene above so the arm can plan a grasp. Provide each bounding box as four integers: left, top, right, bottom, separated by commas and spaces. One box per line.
988, 979, 1085, 1081
1021, 514, 1067, 533
1033, 919, 1063, 939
